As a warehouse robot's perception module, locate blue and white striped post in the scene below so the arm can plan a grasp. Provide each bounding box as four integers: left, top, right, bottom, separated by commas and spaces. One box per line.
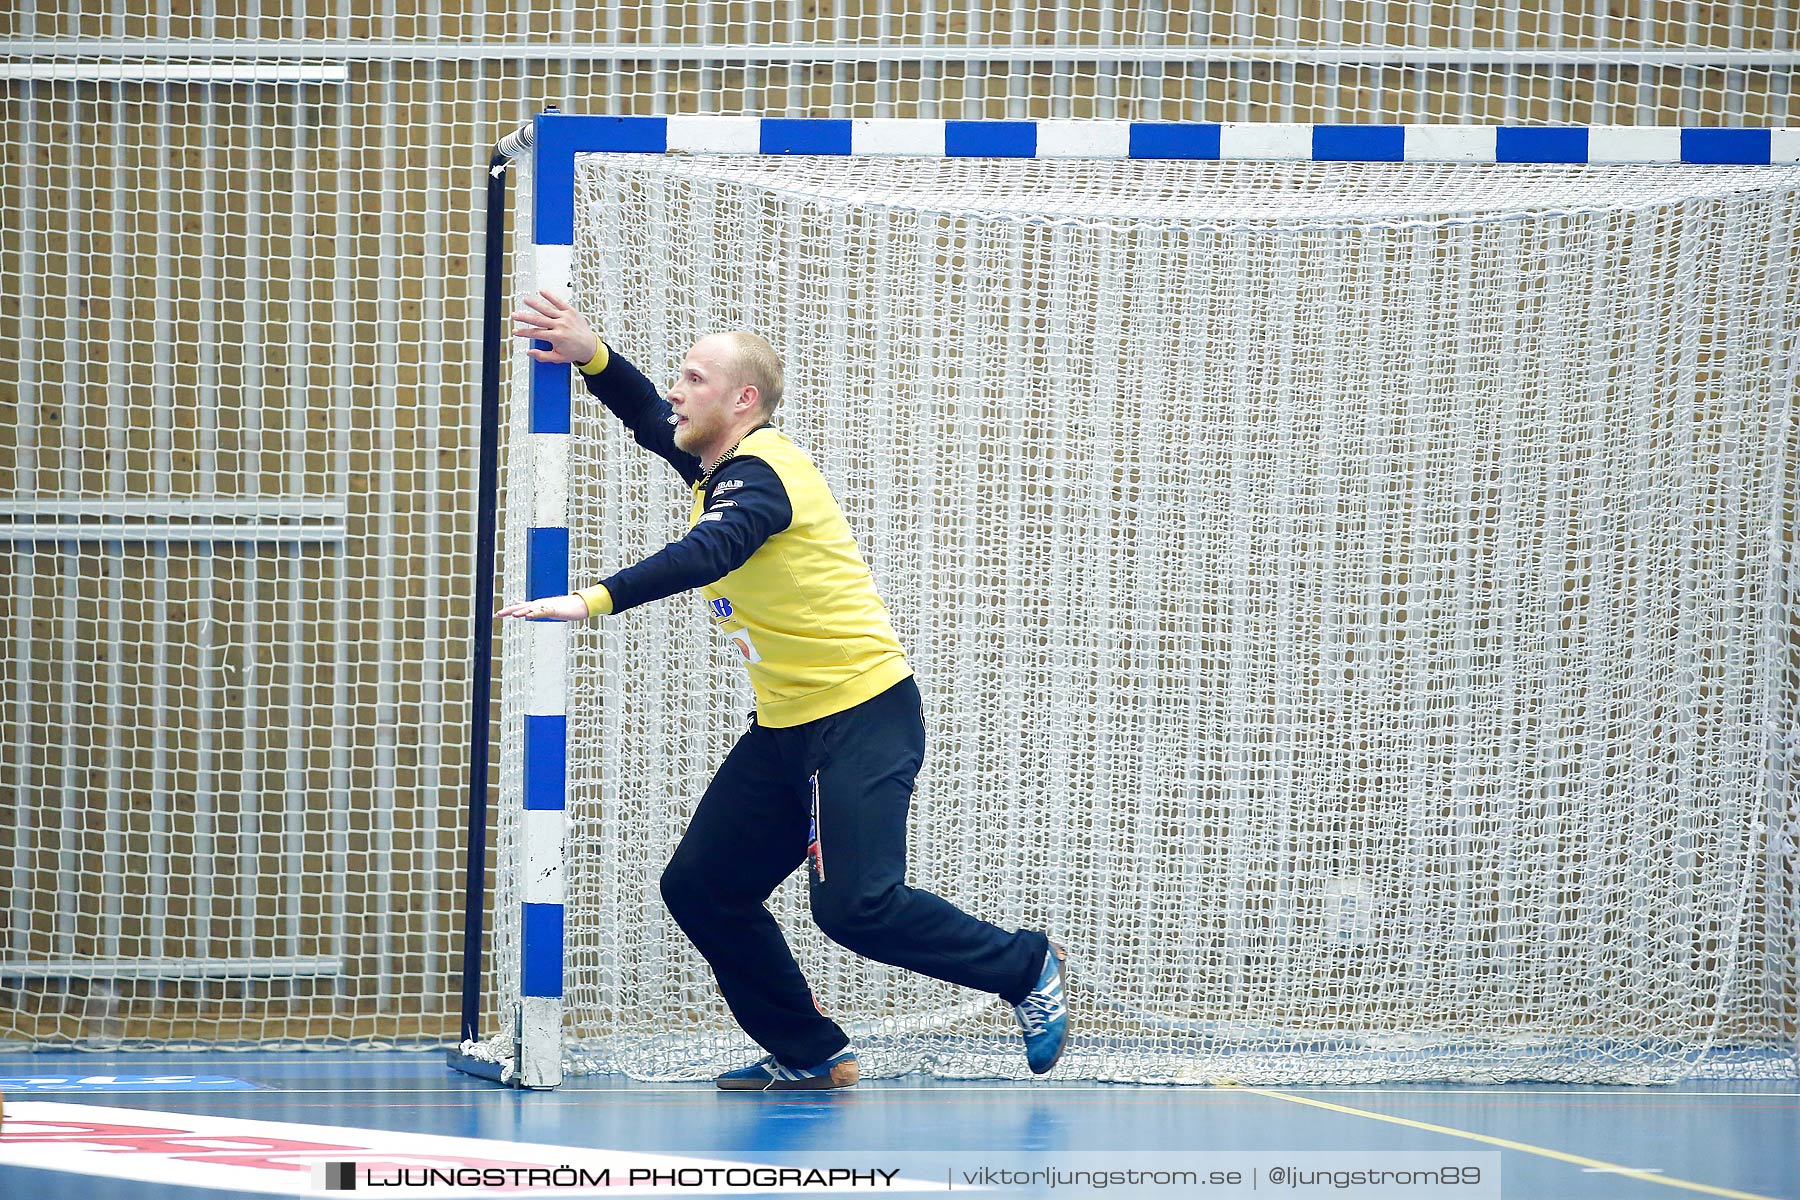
516, 111, 581, 1090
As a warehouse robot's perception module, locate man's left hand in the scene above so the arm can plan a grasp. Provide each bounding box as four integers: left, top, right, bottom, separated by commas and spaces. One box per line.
495, 593, 591, 621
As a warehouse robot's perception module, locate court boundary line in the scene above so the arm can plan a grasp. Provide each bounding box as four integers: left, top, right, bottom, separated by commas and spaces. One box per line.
1239, 1086, 1782, 1200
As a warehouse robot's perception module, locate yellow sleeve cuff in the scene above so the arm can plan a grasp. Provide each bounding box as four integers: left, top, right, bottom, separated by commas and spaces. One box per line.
577, 342, 611, 375
575, 585, 614, 617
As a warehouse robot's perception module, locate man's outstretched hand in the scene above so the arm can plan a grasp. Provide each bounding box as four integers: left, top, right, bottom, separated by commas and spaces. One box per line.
495, 594, 591, 621
511, 290, 601, 365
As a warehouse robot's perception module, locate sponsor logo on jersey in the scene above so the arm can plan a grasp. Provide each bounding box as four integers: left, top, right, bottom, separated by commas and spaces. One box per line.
698, 512, 724, 522
715, 478, 744, 494
709, 498, 738, 509
711, 597, 733, 619
728, 629, 762, 663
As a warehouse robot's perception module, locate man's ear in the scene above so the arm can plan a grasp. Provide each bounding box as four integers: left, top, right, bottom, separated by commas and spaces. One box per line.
737, 384, 761, 414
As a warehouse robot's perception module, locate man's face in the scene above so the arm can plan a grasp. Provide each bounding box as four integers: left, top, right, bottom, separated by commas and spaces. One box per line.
669, 336, 751, 459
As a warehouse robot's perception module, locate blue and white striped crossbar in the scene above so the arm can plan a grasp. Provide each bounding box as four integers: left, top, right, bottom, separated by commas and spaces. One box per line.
511, 110, 1797, 1086
531, 115, 1799, 243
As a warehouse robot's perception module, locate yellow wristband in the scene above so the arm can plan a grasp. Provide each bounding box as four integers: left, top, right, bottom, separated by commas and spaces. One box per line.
577, 343, 611, 375
575, 585, 613, 617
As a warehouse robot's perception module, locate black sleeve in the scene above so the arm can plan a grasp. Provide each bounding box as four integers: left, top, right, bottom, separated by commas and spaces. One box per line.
578, 343, 704, 485
599, 456, 793, 614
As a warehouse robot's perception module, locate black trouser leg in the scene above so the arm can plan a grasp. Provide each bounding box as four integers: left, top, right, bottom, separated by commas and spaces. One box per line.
660, 724, 851, 1069
799, 677, 1048, 1005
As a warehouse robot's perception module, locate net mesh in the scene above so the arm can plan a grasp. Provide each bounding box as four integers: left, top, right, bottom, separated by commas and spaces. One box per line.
0, 80, 476, 1047
516, 156, 1800, 1084
7, 1, 1800, 124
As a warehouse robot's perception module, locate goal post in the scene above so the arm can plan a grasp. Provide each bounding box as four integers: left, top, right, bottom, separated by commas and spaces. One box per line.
455, 111, 1800, 1089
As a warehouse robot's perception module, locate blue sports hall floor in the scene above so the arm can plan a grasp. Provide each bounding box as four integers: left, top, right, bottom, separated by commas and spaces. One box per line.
0, 1049, 1795, 1199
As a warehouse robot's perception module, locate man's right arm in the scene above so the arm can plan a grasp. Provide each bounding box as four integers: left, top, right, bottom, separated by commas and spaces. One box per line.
510, 290, 703, 484
576, 342, 704, 485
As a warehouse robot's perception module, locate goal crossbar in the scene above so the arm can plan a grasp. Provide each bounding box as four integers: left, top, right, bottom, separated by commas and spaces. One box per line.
531, 117, 1800, 247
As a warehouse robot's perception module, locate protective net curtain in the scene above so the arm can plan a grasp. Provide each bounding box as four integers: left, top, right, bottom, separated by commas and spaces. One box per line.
495, 157, 1800, 1085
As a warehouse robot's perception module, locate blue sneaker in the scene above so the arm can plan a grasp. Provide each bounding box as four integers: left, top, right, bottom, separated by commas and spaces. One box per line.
1014, 941, 1069, 1075
714, 1049, 859, 1091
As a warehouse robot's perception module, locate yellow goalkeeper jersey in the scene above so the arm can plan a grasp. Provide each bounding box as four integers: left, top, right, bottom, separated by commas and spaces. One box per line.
573, 344, 911, 727
693, 427, 912, 728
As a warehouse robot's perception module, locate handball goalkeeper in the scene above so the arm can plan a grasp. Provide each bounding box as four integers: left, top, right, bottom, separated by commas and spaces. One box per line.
497, 292, 1068, 1091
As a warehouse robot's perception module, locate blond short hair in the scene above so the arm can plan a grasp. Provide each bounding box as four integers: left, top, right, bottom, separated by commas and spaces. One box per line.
721, 331, 786, 417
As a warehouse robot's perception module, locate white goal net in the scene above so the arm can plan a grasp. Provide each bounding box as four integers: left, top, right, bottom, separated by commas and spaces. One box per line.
491, 155, 1799, 1085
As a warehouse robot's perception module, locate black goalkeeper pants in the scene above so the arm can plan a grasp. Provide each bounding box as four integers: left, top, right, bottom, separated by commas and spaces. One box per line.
659, 674, 1049, 1070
